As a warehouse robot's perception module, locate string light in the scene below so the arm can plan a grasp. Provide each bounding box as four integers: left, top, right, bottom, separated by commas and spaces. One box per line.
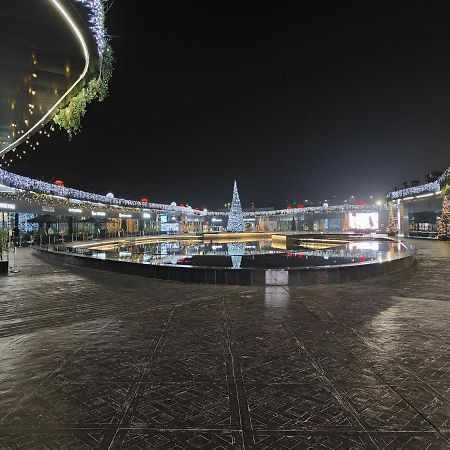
75, 0, 106, 56
388, 167, 450, 200
0, 168, 206, 214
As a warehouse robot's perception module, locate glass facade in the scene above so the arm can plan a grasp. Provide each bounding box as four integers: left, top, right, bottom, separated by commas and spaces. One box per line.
408, 211, 439, 238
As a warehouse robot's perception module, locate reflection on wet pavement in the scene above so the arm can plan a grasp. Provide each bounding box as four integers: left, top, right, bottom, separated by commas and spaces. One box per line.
0, 240, 449, 448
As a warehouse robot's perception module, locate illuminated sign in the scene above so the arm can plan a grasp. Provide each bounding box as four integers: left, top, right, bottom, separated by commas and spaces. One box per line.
69, 208, 82, 213
211, 217, 222, 222
0, 202, 15, 210
92, 211, 106, 217
119, 213, 132, 218
42, 206, 55, 212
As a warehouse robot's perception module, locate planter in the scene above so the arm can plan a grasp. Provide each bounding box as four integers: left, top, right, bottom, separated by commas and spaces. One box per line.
0, 260, 8, 274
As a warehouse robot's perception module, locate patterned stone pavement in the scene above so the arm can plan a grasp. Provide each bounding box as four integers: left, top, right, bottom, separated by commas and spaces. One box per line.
0, 239, 449, 449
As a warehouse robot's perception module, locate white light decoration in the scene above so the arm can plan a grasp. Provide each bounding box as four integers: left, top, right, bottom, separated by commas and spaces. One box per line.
227, 181, 244, 232
74, 0, 106, 56
0, 202, 16, 210
68, 208, 82, 213
0, 166, 415, 218
387, 167, 450, 200
92, 211, 105, 216
0, 168, 204, 214
119, 213, 131, 218
106, 192, 114, 199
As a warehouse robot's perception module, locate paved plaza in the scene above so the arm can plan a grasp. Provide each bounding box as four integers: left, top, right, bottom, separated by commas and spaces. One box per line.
0, 239, 449, 449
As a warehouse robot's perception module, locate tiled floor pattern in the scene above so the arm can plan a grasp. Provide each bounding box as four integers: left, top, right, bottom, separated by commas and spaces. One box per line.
0, 240, 449, 449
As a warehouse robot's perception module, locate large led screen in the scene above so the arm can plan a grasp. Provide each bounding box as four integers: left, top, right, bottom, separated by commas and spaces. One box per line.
348, 212, 379, 230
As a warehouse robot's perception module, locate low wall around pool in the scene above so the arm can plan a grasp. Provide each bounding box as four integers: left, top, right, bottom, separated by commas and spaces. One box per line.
34, 245, 416, 286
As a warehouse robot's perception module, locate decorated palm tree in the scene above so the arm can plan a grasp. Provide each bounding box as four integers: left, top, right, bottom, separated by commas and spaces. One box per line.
342, 213, 350, 232
438, 196, 449, 240
387, 206, 397, 236
0, 228, 10, 273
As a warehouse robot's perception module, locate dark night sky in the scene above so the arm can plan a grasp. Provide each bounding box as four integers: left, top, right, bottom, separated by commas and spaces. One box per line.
13, 1, 450, 208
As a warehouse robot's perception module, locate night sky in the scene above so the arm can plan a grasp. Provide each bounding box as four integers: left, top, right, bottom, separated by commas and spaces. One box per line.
13, 1, 450, 209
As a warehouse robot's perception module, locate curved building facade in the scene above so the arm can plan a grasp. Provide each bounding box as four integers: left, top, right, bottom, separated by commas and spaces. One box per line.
0, 0, 104, 159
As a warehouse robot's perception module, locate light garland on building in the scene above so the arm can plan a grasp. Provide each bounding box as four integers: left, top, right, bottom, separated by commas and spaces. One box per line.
387, 166, 450, 200
0, 167, 392, 218
0, 168, 207, 214
75, 0, 106, 56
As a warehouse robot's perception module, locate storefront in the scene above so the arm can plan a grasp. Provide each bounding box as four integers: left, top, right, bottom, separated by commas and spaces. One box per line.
387, 166, 449, 239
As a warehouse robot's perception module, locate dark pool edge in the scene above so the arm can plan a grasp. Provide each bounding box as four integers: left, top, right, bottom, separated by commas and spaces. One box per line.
33, 246, 417, 286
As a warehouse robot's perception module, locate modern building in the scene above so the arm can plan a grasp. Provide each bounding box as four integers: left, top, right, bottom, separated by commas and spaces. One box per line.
387, 167, 449, 238
0, 167, 388, 242
1, 0, 108, 161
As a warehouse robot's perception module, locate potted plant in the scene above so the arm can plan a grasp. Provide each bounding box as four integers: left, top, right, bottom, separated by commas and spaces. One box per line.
0, 228, 10, 274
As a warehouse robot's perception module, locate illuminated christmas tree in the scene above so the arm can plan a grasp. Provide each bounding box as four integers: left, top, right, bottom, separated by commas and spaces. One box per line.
342, 213, 350, 232
227, 181, 244, 232
438, 195, 449, 240
387, 205, 397, 236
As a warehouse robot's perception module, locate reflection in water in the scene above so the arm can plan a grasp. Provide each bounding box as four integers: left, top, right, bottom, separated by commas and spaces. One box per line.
370, 304, 402, 355
227, 242, 246, 269
77, 239, 412, 270
264, 286, 290, 307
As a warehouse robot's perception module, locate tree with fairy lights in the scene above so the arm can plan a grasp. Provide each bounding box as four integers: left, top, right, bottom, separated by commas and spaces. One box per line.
227, 181, 244, 232
438, 196, 449, 240
387, 205, 397, 236
342, 213, 350, 232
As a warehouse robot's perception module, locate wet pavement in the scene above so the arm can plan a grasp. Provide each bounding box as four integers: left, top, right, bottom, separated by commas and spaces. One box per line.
0, 239, 449, 449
